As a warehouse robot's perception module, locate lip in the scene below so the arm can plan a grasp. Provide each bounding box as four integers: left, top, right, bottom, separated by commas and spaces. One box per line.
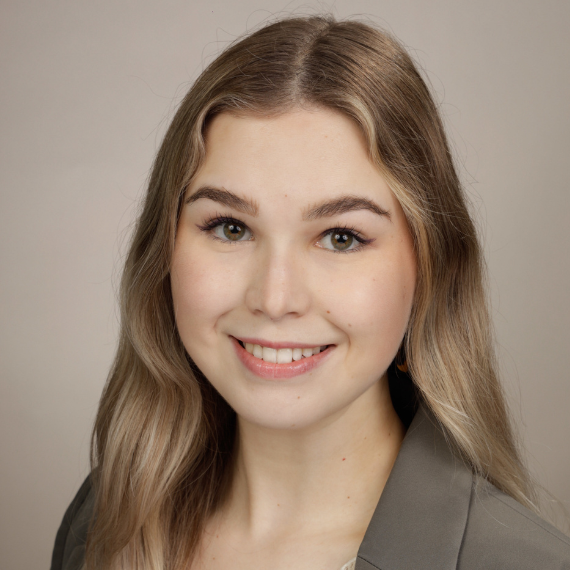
235, 337, 328, 350
231, 336, 335, 379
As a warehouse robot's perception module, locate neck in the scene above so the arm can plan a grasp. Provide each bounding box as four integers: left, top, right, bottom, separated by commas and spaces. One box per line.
220, 376, 405, 541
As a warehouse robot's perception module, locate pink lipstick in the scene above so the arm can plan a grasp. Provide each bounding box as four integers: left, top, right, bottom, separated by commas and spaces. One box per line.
231, 336, 334, 379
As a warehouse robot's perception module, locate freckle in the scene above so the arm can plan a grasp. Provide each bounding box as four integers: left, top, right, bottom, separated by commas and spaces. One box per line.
347, 496, 350, 499
277, 503, 280, 506
327, 310, 330, 314
284, 194, 287, 197
298, 396, 300, 399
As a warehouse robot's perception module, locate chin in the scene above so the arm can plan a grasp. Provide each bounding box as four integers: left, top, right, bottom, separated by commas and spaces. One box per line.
235, 403, 333, 431
219, 379, 371, 432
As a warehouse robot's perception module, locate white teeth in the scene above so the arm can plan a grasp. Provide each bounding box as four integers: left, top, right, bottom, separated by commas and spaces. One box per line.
262, 346, 277, 363
242, 342, 328, 363
277, 348, 293, 363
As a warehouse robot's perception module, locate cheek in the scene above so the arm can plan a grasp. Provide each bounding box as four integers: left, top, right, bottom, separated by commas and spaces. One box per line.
170, 242, 241, 348
324, 250, 415, 357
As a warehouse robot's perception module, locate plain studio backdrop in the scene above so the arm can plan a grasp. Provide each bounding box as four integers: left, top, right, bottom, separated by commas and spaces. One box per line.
1, 0, 569, 568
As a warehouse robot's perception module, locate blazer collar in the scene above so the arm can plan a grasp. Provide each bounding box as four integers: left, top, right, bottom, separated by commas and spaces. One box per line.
355, 405, 473, 570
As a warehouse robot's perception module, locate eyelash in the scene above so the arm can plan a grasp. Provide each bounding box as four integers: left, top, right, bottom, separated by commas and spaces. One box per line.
196, 214, 374, 254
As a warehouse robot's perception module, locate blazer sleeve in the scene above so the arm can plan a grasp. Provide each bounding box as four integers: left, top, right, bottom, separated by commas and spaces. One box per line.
50, 475, 94, 570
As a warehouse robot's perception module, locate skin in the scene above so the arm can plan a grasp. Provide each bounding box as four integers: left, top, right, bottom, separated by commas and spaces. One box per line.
171, 107, 417, 569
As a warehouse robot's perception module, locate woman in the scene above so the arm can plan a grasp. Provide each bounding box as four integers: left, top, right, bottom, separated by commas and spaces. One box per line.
51, 15, 570, 570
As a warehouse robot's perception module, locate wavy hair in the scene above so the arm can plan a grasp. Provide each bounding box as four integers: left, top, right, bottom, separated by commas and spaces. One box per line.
86, 15, 536, 570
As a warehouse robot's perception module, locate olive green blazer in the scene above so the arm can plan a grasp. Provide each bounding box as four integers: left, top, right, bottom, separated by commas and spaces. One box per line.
51, 405, 570, 570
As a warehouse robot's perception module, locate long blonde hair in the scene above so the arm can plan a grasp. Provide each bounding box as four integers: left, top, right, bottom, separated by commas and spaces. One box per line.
87, 15, 536, 570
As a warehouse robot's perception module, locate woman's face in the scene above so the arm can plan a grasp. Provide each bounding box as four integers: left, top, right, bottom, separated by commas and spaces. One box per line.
171, 108, 416, 430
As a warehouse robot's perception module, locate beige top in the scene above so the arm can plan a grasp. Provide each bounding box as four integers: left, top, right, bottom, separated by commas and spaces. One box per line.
339, 557, 356, 570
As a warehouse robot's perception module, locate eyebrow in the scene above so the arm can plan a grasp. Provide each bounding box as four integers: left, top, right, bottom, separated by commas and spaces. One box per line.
303, 194, 391, 221
185, 186, 259, 216
185, 185, 391, 221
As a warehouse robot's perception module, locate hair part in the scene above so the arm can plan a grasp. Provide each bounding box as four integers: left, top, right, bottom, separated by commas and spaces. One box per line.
86, 15, 536, 570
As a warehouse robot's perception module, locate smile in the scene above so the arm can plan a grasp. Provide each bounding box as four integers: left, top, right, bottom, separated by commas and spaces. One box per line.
231, 337, 334, 379
239, 340, 328, 364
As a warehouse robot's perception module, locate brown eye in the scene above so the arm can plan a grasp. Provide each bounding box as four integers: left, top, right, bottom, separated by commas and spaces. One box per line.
330, 232, 354, 251
199, 216, 253, 243
319, 227, 371, 253
222, 222, 247, 241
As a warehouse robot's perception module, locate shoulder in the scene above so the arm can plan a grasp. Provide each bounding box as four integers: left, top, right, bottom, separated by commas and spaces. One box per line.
357, 405, 570, 570
459, 477, 570, 569
50, 475, 95, 570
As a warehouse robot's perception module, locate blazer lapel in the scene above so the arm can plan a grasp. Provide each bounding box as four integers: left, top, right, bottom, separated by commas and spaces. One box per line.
355, 405, 473, 570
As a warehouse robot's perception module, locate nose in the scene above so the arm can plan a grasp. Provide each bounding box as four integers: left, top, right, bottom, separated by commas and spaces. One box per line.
244, 242, 311, 321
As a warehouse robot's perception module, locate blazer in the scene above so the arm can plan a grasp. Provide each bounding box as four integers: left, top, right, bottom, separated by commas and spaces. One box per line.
51, 405, 570, 570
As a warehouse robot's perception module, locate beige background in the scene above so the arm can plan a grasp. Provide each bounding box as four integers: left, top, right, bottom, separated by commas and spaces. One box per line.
1, 0, 569, 568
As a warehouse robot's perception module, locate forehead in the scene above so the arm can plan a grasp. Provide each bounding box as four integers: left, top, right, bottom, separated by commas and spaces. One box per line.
192, 108, 390, 201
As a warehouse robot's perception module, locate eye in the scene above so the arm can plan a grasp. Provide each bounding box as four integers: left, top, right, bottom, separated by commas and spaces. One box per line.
319, 227, 372, 253
197, 216, 373, 253
321, 230, 356, 252
214, 220, 250, 241
198, 216, 253, 243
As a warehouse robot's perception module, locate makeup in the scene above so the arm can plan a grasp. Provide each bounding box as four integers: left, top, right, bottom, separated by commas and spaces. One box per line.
231, 336, 334, 379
